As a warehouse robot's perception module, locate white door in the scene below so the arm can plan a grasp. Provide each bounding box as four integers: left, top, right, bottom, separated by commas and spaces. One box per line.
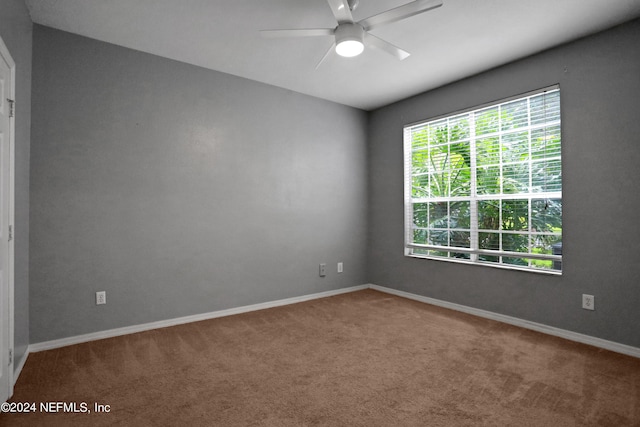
0, 37, 15, 404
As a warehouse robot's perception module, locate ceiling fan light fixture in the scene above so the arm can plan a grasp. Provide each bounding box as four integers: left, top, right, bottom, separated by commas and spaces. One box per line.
336, 40, 364, 57
334, 23, 365, 57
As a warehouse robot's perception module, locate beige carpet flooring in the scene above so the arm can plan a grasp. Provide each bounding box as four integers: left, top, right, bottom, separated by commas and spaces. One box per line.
2, 289, 639, 426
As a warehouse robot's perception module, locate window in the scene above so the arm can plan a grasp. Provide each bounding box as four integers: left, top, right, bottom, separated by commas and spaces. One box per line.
403, 87, 562, 273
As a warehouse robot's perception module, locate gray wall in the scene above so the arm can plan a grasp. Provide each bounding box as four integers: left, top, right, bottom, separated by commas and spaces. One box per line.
0, 0, 31, 372
25, 16, 640, 349
30, 26, 368, 343
368, 19, 640, 348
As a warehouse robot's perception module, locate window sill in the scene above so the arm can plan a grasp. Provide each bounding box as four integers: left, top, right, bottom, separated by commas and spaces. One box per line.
406, 253, 563, 276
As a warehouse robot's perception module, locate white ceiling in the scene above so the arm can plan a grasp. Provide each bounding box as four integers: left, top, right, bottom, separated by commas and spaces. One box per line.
25, 0, 640, 110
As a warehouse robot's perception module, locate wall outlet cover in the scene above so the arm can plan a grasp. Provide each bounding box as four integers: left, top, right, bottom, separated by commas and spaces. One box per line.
319, 263, 326, 277
96, 291, 107, 305
582, 294, 594, 311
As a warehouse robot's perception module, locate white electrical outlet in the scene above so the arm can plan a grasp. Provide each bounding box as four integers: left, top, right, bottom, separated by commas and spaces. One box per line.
96, 291, 106, 305
582, 294, 594, 311
337, 262, 343, 273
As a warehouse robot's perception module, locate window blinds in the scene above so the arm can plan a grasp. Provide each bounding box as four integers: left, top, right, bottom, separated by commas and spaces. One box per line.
403, 87, 562, 273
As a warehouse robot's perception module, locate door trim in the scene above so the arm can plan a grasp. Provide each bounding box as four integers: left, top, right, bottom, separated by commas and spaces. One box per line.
0, 34, 16, 400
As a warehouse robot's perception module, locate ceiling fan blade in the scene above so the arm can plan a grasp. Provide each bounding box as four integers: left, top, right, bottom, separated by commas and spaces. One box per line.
359, 0, 443, 31
365, 33, 410, 60
260, 28, 334, 38
327, 0, 354, 24
315, 42, 336, 69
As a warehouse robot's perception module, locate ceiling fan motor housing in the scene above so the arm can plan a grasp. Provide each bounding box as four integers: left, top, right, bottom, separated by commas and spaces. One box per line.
335, 23, 365, 57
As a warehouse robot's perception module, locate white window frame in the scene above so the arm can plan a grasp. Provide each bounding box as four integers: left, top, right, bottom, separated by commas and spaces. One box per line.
403, 86, 562, 274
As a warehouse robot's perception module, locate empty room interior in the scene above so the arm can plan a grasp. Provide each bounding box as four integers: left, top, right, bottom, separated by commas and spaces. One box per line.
1, 0, 640, 425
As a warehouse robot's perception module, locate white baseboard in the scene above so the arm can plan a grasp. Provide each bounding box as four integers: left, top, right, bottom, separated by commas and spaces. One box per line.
370, 284, 640, 359
12, 346, 29, 389
29, 284, 369, 353
26, 282, 640, 359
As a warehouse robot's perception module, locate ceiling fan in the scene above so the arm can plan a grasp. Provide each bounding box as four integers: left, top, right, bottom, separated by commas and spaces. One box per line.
261, 0, 443, 68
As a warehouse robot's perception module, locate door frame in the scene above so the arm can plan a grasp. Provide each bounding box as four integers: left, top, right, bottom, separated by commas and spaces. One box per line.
0, 34, 16, 401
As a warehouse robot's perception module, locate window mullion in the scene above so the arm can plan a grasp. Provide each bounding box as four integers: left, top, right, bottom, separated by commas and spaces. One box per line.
447, 118, 451, 251
527, 97, 533, 267
498, 105, 503, 264
469, 113, 478, 262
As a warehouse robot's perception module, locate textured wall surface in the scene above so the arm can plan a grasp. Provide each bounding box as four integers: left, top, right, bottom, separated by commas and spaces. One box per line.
24, 15, 640, 350
30, 26, 368, 343
368, 19, 640, 348
0, 0, 32, 373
